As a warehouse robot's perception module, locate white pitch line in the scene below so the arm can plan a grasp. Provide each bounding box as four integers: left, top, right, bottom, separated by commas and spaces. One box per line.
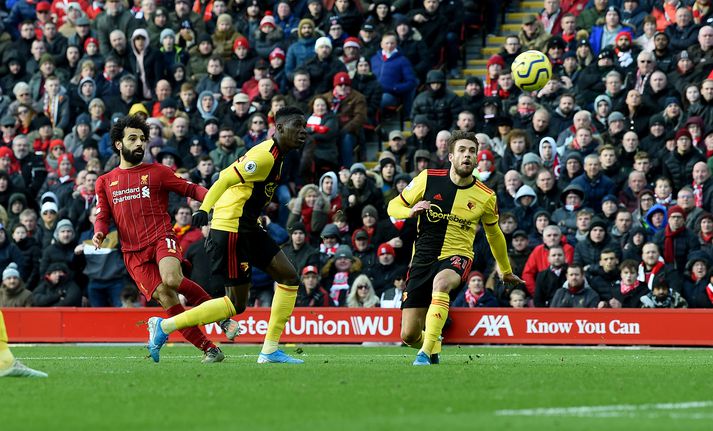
496, 401, 713, 417
16, 353, 493, 360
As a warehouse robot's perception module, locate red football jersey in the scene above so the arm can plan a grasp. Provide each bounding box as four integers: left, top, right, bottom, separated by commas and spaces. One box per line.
94, 163, 207, 252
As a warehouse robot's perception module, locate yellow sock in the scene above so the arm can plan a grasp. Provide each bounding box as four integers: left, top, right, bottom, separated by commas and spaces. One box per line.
432, 337, 442, 355
162, 297, 236, 333
0, 311, 16, 369
261, 283, 298, 354
421, 292, 450, 356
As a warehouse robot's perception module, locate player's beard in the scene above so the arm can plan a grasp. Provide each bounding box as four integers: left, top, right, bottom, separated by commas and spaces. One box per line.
121, 146, 144, 165
454, 163, 475, 178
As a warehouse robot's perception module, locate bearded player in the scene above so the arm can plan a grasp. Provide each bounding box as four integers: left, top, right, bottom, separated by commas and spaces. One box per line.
93, 115, 237, 363
387, 130, 524, 365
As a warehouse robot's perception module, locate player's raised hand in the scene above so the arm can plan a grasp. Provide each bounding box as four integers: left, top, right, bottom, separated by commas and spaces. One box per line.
92, 232, 105, 250
409, 200, 430, 218
192, 209, 209, 227
502, 272, 525, 287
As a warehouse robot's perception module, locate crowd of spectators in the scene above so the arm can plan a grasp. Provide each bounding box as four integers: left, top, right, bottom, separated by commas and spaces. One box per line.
0, 0, 712, 312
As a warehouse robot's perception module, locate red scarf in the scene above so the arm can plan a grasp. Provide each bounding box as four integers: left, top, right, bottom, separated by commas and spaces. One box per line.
620, 280, 639, 295
707, 283, 713, 304
663, 224, 684, 264
638, 260, 665, 289
702, 231, 713, 244
464, 289, 484, 307
567, 283, 583, 294
693, 181, 704, 208
300, 206, 314, 235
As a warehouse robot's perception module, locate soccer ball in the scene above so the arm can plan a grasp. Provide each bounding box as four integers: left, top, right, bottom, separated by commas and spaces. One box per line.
511, 50, 552, 92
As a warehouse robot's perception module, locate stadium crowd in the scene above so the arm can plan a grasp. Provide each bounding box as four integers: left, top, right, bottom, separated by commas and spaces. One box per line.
0, 0, 711, 311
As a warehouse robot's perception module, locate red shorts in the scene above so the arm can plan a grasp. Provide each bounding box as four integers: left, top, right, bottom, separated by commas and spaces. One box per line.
124, 236, 183, 300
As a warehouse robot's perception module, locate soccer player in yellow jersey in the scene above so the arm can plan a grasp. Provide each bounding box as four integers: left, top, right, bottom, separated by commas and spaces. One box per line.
388, 130, 524, 365
192, 107, 307, 364
0, 311, 47, 377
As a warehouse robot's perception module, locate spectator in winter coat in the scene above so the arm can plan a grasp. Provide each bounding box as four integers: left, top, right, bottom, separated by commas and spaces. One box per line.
370, 31, 418, 113
31, 262, 81, 307
0, 263, 32, 307
0, 224, 25, 280
574, 218, 620, 269
586, 248, 621, 307
663, 129, 706, 193
652, 205, 700, 273
534, 245, 567, 308
641, 276, 688, 308
351, 57, 382, 125
364, 242, 406, 297
296, 265, 330, 307
286, 18, 319, 81
522, 225, 575, 295
682, 251, 713, 308
304, 36, 347, 95
512, 184, 540, 234
571, 154, 616, 210
319, 72, 367, 167
410, 70, 461, 133
549, 264, 600, 308
453, 271, 499, 308
287, 184, 329, 244
610, 259, 650, 308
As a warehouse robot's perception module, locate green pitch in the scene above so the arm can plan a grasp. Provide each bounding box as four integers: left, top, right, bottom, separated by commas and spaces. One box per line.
2, 345, 713, 431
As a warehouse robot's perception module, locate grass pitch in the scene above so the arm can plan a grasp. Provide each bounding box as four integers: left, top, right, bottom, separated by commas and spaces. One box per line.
2, 345, 713, 431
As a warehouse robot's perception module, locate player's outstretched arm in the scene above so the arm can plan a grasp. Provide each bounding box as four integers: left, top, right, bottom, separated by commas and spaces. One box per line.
93, 177, 111, 248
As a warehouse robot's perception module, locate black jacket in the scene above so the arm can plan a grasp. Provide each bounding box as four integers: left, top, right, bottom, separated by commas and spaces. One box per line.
653, 228, 701, 273
534, 267, 567, 307
662, 149, 706, 192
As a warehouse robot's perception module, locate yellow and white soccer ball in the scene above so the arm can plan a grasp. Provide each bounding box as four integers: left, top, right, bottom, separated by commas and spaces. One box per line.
511, 50, 552, 92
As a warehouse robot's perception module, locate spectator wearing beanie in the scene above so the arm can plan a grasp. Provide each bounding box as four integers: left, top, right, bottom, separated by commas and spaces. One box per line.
653, 205, 700, 273
453, 271, 499, 307
39, 218, 83, 280
0, 263, 32, 307
285, 18, 319, 80
477, 148, 505, 195
269, 47, 288, 90
365, 242, 407, 297
226, 36, 258, 86
518, 14, 549, 52
281, 222, 320, 274
305, 36, 347, 94
253, 11, 284, 60
170, 0, 206, 35
32, 262, 82, 307
212, 13, 240, 61
318, 71, 367, 167
411, 69, 461, 133
393, 15, 431, 83
344, 162, 385, 231
662, 128, 706, 192
321, 243, 362, 306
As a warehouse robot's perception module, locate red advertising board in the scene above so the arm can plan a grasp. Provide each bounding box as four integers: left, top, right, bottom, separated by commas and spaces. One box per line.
3, 308, 713, 345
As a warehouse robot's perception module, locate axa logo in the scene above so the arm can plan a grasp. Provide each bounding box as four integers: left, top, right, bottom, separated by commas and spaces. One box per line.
469, 315, 513, 337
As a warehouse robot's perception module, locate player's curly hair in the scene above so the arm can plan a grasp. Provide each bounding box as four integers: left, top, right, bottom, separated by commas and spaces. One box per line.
109, 115, 150, 154
274, 106, 305, 124
447, 130, 479, 153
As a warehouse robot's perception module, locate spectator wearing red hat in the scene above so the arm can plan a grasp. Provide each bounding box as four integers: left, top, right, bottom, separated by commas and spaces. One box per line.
364, 242, 407, 296
483, 54, 505, 97
340, 36, 361, 78
477, 148, 504, 195
653, 205, 700, 273
269, 47, 287, 90
453, 271, 499, 307
295, 265, 329, 307
318, 71, 367, 167
662, 128, 706, 192
253, 11, 284, 60
225, 36, 258, 86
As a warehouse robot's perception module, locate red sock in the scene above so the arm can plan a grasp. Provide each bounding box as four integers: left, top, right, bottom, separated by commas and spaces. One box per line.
178, 277, 212, 306
166, 304, 216, 352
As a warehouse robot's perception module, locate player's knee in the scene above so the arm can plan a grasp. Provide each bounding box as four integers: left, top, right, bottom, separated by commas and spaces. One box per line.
162, 273, 182, 290
432, 278, 454, 293
401, 329, 421, 346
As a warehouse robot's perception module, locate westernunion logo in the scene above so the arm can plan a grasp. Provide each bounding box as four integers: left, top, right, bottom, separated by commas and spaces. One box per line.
426, 204, 472, 228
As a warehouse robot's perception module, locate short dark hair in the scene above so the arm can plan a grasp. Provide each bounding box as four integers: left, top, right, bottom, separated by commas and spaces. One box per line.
600, 247, 618, 257
275, 106, 304, 124
447, 130, 478, 153
567, 263, 584, 274
652, 275, 669, 290
110, 115, 149, 154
